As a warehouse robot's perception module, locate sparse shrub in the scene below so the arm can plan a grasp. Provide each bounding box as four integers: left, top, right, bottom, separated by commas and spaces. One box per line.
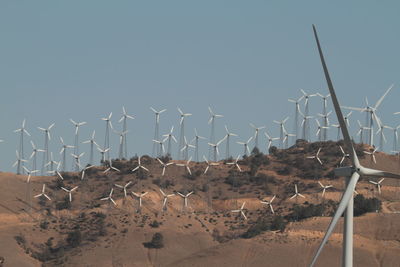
39, 221, 49, 230
270, 215, 286, 232
149, 220, 160, 228
55, 196, 71, 210
143, 233, 164, 249
353, 194, 381, 216
286, 203, 324, 221
66, 230, 82, 248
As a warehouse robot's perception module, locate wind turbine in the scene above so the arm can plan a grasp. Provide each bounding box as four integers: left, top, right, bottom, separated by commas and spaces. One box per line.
71, 152, 85, 171
180, 136, 195, 161
309, 25, 400, 267
115, 130, 128, 160
160, 189, 175, 211
81, 165, 93, 180
223, 125, 238, 159
177, 107, 192, 160
264, 131, 279, 151
226, 155, 242, 172
318, 111, 332, 141
342, 84, 394, 146
101, 188, 116, 206
97, 146, 110, 163
44, 152, 59, 174
339, 145, 350, 166
131, 191, 148, 210
315, 119, 329, 142
375, 118, 389, 151
363, 147, 378, 164
34, 184, 51, 201
203, 155, 219, 174
157, 158, 174, 176
153, 139, 165, 158
150, 107, 167, 157
30, 141, 45, 172
318, 181, 333, 198
119, 106, 135, 159
177, 191, 194, 210
288, 96, 304, 140
23, 166, 39, 183
231, 202, 247, 220
356, 120, 370, 144
191, 128, 206, 162
208, 137, 224, 162
14, 119, 30, 174
369, 178, 385, 195
289, 184, 305, 200
103, 159, 120, 173
317, 93, 331, 117
306, 148, 323, 165
82, 131, 97, 166
208, 107, 223, 157
13, 150, 27, 175
70, 119, 86, 161
250, 123, 266, 150
283, 129, 296, 149
176, 157, 192, 175
385, 125, 400, 152
38, 123, 55, 175
61, 186, 78, 202
301, 89, 317, 140
132, 156, 149, 173
59, 137, 74, 172
114, 181, 132, 198
237, 137, 253, 157
299, 109, 314, 142
260, 195, 276, 214
162, 126, 177, 157
101, 112, 113, 161
273, 117, 289, 148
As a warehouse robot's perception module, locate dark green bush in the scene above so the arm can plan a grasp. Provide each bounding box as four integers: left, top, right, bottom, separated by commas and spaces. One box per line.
143, 233, 164, 249
354, 194, 381, 216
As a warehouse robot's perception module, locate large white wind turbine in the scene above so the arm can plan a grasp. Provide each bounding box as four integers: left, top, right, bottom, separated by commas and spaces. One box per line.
177, 191, 194, 211
97, 146, 110, 163
115, 181, 133, 198
23, 166, 39, 183
70, 119, 86, 163
369, 178, 385, 195
260, 195, 276, 214
191, 128, 206, 161
160, 188, 175, 211
177, 107, 192, 159
157, 158, 174, 176
375, 117, 390, 151
119, 106, 135, 159
250, 123, 266, 150
82, 131, 97, 166
282, 129, 295, 149
101, 188, 116, 206
115, 130, 128, 159
176, 157, 192, 175
59, 137, 74, 172
385, 125, 400, 152
237, 137, 253, 157
132, 156, 149, 173
309, 25, 400, 267
14, 119, 30, 174
208, 107, 223, 158
153, 138, 165, 158
203, 155, 219, 174
318, 181, 333, 198
38, 123, 55, 175
356, 120, 370, 144
223, 125, 238, 159
34, 184, 51, 201
317, 111, 332, 141
306, 147, 323, 165
61, 186, 78, 203
288, 96, 304, 140
342, 84, 394, 147
226, 155, 242, 172
132, 191, 148, 210
273, 117, 289, 148
301, 88, 317, 141
101, 112, 113, 161
150, 107, 166, 157
30, 141, 45, 172
162, 126, 177, 157
298, 109, 314, 142
231, 202, 247, 220
103, 159, 120, 173
264, 131, 279, 151
71, 152, 85, 171
208, 137, 224, 162
180, 136, 195, 161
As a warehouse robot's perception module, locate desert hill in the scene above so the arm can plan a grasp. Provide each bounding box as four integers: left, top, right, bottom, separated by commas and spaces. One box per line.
0, 140, 399, 266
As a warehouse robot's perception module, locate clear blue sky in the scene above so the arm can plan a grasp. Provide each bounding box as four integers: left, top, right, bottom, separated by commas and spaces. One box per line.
1, 1, 399, 172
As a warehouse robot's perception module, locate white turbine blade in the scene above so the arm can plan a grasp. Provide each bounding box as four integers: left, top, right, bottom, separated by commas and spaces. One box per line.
159, 189, 166, 196
132, 166, 139, 172
141, 166, 149, 172
309, 172, 360, 267
241, 211, 248, 220
312, 25, 359, 169
298, 193, 306, 198
204, 166, 209, 174
375, 84, 394, 109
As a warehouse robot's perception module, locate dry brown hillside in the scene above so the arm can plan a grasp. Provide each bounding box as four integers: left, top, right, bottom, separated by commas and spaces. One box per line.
0, 141, 399, 267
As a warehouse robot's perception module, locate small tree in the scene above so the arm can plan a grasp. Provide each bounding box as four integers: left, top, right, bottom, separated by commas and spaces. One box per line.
143, 233, 164, 249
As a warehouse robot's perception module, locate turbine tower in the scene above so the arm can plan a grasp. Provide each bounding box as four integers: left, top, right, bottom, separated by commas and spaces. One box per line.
309, 25, 400, 267
38, 123, 55, 175
101, 113, 113, 161
82, 131, 97, 166
180, 136, 195, 161
288, 96, 304, 141
30, 141, 45, 172
237, 137, 253, 157
386, 125, 400, 152
150, 107, 167, 157
250, 123, 265, 151
70, 119, 86, 161
208, 138, 224, 162
317, 111, 332, 141
59, 137, 74, 172
119, 106, 135, 159
273, 117, 289, 148
208, 107, 223, 158
299, 109, 313, 142
162, 126, 177, 157
177, 107, 192, 160
223, 125, 238, 159
14, 119, 31, 174
191, 128, 206, 162
301, 89, 317, 140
